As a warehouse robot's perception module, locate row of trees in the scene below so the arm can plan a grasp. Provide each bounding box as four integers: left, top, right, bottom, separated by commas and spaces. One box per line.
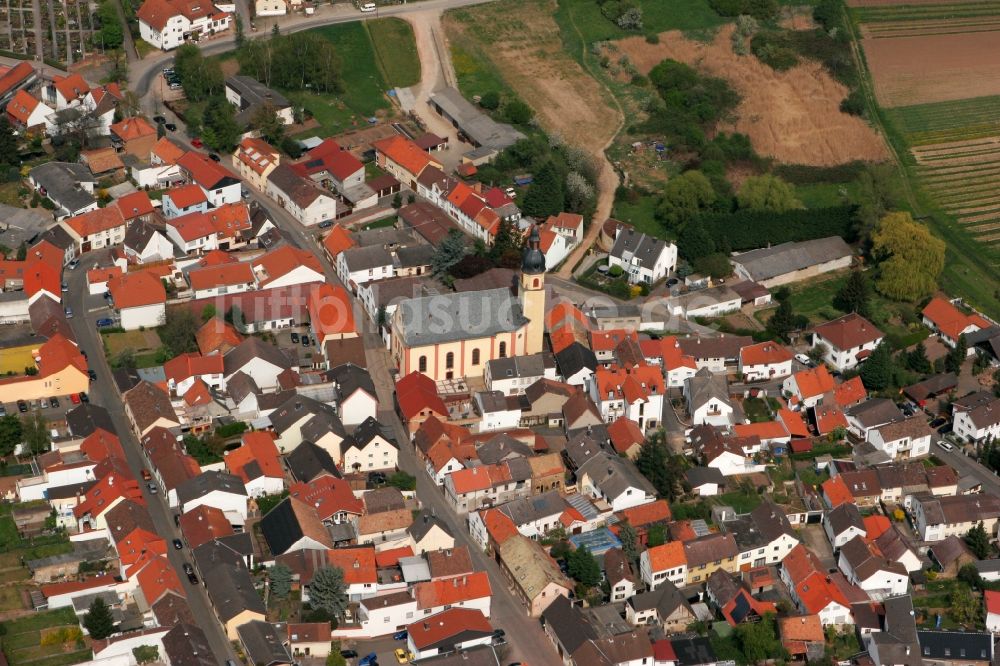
0, 412, 51, 459
236, 32, 343, 94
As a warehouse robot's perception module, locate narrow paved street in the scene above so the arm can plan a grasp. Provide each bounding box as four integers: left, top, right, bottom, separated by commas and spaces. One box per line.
253, 191, 565, 666
933, 444, 1000, 496
64, 253, 239, 665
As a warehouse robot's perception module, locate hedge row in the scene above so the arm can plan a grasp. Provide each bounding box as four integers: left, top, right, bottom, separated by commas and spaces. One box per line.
699, 205, 856, 251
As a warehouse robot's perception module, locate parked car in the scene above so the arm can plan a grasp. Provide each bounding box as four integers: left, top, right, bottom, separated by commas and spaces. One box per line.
319, 219, 334, 228
16, 400, 27, 413
147, 482, 158, 494
48, 397, 58, 408
359, 654, 378, 666
172, 538, 183, 549
96, 318, 115, 328
165, 123, 177, 132
79, 392, 89, 403
301, 335, 310, 347
492, 629, 505, 639
208, 153, 220, 162
290, 332, 300, 343
153, 115, 166, 124
61, 282, 68, 292
340, 650, 358, 659
68, 259, 79, 270
394, 649, 411, 664
393, 630, 408, 641
183, 563, 194, 575
70, 393, 80, 405
794, 353, 812, 366
937, 441, 955, 451
63, 307, 72, 318
88, 369, 97, 381
141, 469, 152, 480
187, 570, 199, 584
929, 417, 949, 429
191, 138, 204, 148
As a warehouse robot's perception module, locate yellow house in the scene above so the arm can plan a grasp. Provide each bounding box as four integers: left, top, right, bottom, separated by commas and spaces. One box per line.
390, 227, 546, 381
684, 533, 739, 585
0, 334, 88, 403
232, 137, 280, 191
206, 566, 267, 640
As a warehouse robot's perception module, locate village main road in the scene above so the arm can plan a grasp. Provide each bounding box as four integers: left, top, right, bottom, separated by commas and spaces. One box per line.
63, 253, 240, 666
130, 0, 495, 117
253, 195, 565, 666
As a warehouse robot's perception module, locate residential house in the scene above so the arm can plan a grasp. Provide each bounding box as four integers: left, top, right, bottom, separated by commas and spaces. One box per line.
237, 621, 293, 666
952, 391, 1000, 443
29, 162, 97, 220
723, 501, 798, 570
607, 227, 677, 285
177, 150, 242, 206
7, 89, 54, 134
639, 542, 687, 590
266, 164, 339, 227
176, 470, 248, 521
110, 116, 157, 158
496, 535, 572, 616
233, 137, 280, 191
847, 398, 904, 440
107, 271, 166, 330
811, 313, 885, 372
910, 492, 1000, 542
604, 547, 637, 603
838, 536, 909, 600
868, 417, 934, 460
339, 416, 398, 472
224, 432, 284, 498
825, 502, 866, 550
739, 342, 793, 382
225, 76, 294, 126
730, 237, 853, 288
625, 580, 695, 633
576, 452, 656, 512
373, 135, 442, 188
782, 365, 836, 411
685, 368, 734, 427
922, 296, 993, 351
162, 184, 209, 220
405, 608, 493, 662
137, 0, 231, 51
589, 364, 664, 431
260, 497, 334, 556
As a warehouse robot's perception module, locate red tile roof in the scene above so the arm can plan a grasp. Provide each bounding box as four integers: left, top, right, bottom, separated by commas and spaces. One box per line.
922, 296, 992, 341
235, 137, 279, 176
108, 271, 166, 309
607, 416, 645, 455
164, 352, 224, 385
986, 590, 1000, 615
196, 318, 242, 355
254, 245, 324, 287
111, 116, 156, 142
790, 366, 835, 400
482, 508, 518, 546
152, 137, 185, 164
407, 608, 492, 650
80, 428, 126, 462
165, 184, 208, 210
396, 371, 447, 421
645, 541, 686, 572
7, 89, 40, 125
64, 206, 125, 239
822, 476, 853, 508
307, 283, 356, 338
814, 405, 848, 435
590, 329, 638, 353
327, 547, 377, 585
833, 376, 867, 407
226, 431, 283, 481
740, 341, 793, 366
733, 421, 789, 441
594, 364, 664, 403
813, 313, 884, 351
41, 574, 116, 599
116, 191, 155, 220
116, 527, 167, 567
863, 515, 891, 541
179, 504, 234, 549
777, 408, 809, 438
73, 457, 143, 520
288, 476, 363, 521
618, 499, 672, 528
413, 571, 491, 609
177, 150, 236, 189
375, 545, 413, 568
0, 62, 35, 99
295, 139, 364, 181
52, 73, 88, 103
322, 224, 356, 259
374, 135, 438, 179
188, 262, 254, 292
135, 553, 184, 605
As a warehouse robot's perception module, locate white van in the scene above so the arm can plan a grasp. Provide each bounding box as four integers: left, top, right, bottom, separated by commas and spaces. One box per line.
936, 440, 954, 452
360, 2, 376, 11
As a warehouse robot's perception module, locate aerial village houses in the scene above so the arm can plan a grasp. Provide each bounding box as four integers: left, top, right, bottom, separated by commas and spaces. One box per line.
137, 0, 232, 50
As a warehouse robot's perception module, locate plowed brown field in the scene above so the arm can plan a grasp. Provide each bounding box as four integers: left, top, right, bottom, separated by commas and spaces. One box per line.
616, 25, 889, 166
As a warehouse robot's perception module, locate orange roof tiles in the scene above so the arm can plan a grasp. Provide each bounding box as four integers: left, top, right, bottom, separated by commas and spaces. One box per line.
375, 546, 413, 568
396, 371, 447, 421
791, 366, 835, 400
226, 431, 283, 481
590, 329, 638, 353
88, 266, 123, 286
111, 116, 156, 142
183, 378, 213, 406
373, 135, 437, 179
834, 376, 867, 407
594, 364, 664, 403
288, 476, 363, 521
326, 547, 377, 585
740, 341, 793, 366
80, 428, 126, 462
188, 262, 254, 292
64, 206, 125, 239
822, 476, 853, 508
814, 404, 848, 435
177, 150, 236, 189
482, 508, 518, 546
108, 271, 166, 309
164, 352, 224, 385
777, 408, 809, 438
52, 73, 88, 103
165, 183, 208, 210
922, 296, 992, 341
0, 63, 35, 100
42, 574, 117, 599
863, 515, 891, 541
308, 283, 356, 338
813, 313, 884, 351
7, 89, 41, 125
733, 421, 789, 441
116, 527, 167, 567
322, 224, 356, 259
413, 570, 491, 609
407, 608, 492, 650
152, 137, 184, 164
253, 245, 323, 287
37, 334, 87, 377
73, 458, 143, 520
116, 191, 155, 220
196, 317, 242, 355
135, 553, 184, 605
607, 416, 645, 455
235, 137, 279, 176
618, 499, 672, 528
645, 541, 686, 572
23, 261, 60, 299
178, 505, 234, 548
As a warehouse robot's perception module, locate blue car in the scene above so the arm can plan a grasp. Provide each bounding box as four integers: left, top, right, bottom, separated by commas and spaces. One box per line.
96, 318, 115, 328
393, 630, 408, 641
359, 653, 378, 666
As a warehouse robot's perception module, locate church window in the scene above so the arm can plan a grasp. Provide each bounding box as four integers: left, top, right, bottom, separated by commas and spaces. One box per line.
472, 349, 480, 365
418, 356, 427, 372
499, 342, 507, 358
533, 278, 540, 288
446, 352, 454, 369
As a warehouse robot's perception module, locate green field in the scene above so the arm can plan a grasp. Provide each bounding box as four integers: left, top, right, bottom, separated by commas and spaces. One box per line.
611, 195, 671, 241
0, 608, 90, 666
554, 0, 724, 46
448, 37, 516, 102
853, 1, 1000, 23
365, 18, 421, 89
885, 95, 1000, 145
291, 21, 399, 135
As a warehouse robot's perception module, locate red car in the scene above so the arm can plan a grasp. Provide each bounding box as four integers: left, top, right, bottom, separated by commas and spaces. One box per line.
70, 393, 81, 404
191, 138, 203, 148
141, 469, 152, 481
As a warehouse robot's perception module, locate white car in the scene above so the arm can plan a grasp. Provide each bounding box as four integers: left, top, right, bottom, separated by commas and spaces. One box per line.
794, 353, 812, 366
936, 441, 954, 452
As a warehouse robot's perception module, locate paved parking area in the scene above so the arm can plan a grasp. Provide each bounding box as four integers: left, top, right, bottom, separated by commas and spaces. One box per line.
272, 325, 321, 367
799, 523, 836, 570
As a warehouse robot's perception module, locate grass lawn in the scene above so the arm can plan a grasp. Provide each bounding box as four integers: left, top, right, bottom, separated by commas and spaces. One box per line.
363, 217, 396, 230
0, 182, 23, 207
611, 195, 675, 241
364, 162, 386, 179
0, 585, 25, 611
1, 607, 78, 635
742, 397, 773, 423
785, 272, 930, 349
365, 18, 421, 89
307, 23, 392, 128
102, 330, 161, 358
714, 489, 763, 513
555, 0, 725, 48
796, 181, 859, 209
448, 38, 515, 102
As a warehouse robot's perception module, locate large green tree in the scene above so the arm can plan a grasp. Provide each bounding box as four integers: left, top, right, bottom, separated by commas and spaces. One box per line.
945, 334, 968, 375
618, 521, 639, 571
657, 171, 714, 229
159, 309, 200, 356
521, 162, 564, 219
907, 342, 932, 374
251, 103, 285, 147
833, 270, 872, 319
567, 546, 601, 588
768, 299, 797, 342
22, 411, 50, 455
870, 212, 945, 302
84, 597, 115, 640
0, 116, 19, 171
432, 230, 469, 277
966, 521, 991, 559
860, 342, 892, 391
736, 174, 800, 213
635, 431, 688, 501
174, 44, 224, 102
735, 613, 786, 664
309, 566, 348, 618
0, 414, 23, 458
202, 97, 241, 152
96, 0, 124, 49
270, 563, 292, 599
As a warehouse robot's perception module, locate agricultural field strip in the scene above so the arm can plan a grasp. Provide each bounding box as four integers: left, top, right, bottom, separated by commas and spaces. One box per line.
854, 2, 1000, 22
863, 22, 1000, 38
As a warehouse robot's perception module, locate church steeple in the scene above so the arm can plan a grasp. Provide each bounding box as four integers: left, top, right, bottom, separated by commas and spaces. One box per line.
519, 224, 545, 354
522, 225, 546, 275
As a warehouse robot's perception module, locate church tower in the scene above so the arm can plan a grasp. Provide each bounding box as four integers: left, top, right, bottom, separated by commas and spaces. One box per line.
519, 225, 546, 355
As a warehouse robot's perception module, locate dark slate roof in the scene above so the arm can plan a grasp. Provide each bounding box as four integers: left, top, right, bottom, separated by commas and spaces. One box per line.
223, 337, 295, 377
36, 224, 74, 251
270, 394, 342, 437
66, 403, 114, 438
237, 621, 293, 666
259, 498, 307, 557
554, 342, 597, 378
685, 466, 725, 489
162, 623, 216, 666
350, 416, 397, 449
285, 440, 341, 483
628, 580, 692, 619
176, 471, 247, 506
203, 562, 265, 622
917, 630, 992, 662
670, 637, 718, 666
327, 362, 376, 400
409, 511, 452, 543
826, 502, 865, 537
846, 398, 905, 429
541, 595, 598, 656
609, 227, 670, 271
193, 538, 245, 575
